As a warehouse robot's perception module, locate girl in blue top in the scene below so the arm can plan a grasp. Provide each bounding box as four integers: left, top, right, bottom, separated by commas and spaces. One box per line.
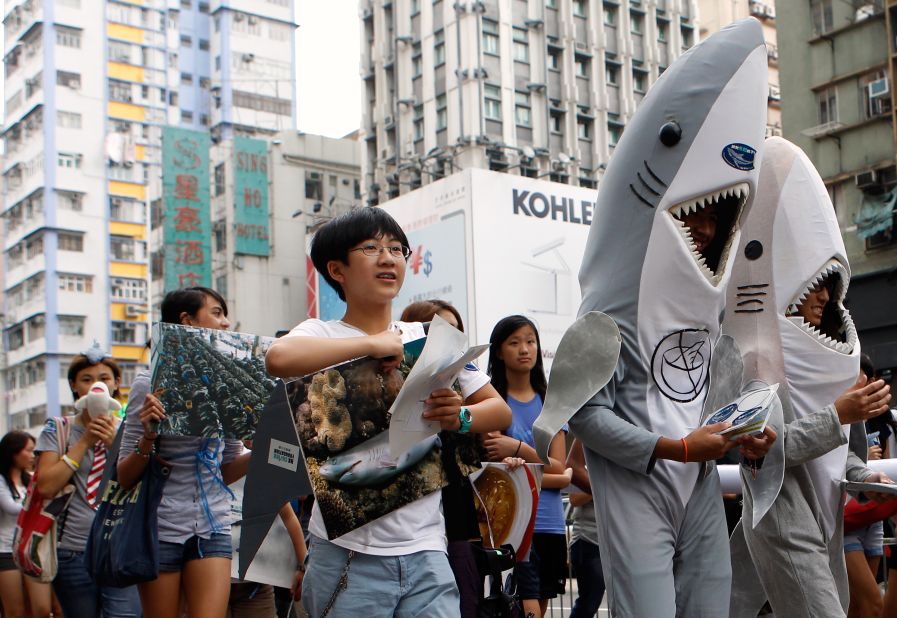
484, 315, 572, 618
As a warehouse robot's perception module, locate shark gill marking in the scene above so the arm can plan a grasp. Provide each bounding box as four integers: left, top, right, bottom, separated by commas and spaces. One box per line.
629, 161, 669, 208
735, 284, 768, 313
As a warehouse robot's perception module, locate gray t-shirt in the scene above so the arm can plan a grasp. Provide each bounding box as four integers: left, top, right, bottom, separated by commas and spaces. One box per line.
34, 419, 101, 552
119, 372, 242, 544
571, 499, 600, 546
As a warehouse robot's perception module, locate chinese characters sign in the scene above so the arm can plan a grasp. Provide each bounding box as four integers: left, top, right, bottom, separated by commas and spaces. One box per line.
162, 127, 212, 291
233, 137, 270, 256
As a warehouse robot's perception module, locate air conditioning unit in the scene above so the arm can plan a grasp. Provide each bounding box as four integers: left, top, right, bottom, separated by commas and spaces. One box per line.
855, 170, 878, 190
869, 77, 889, 99
125, 305, 144, 317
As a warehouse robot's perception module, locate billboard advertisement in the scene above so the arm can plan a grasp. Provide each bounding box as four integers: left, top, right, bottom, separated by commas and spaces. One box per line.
382, 169, 595, 371
162, 127, 212, 291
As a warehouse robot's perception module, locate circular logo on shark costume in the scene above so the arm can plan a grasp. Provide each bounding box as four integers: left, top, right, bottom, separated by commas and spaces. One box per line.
650, 329, 711, 403
721, 143, 757, 171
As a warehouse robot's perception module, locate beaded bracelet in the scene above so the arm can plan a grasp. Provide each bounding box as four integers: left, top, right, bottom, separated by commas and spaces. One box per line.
134, 437, 156, 458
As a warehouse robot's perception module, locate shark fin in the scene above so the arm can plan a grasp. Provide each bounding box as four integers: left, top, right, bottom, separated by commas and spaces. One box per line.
533, 311, 622, 462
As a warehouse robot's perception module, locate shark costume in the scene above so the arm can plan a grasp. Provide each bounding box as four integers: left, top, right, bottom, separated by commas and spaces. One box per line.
725, 137, 870, 618
532, 18, 768, 618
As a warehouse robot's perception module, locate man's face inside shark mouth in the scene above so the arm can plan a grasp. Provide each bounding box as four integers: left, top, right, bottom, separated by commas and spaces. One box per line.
668, 183, 748, 285
786, 260, 857, 354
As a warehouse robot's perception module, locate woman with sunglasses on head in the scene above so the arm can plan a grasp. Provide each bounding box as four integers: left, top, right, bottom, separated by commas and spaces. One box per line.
34, 351, 141, 617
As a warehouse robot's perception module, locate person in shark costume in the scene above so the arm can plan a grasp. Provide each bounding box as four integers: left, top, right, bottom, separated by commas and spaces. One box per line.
532, 18, 774, 617
725, 137, 893, 617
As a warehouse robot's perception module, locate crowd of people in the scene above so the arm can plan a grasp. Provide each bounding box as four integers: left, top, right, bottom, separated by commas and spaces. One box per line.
0, 195, 892, 618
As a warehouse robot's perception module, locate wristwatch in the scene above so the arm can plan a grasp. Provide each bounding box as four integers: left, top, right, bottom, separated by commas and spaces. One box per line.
458, 406, 473, 434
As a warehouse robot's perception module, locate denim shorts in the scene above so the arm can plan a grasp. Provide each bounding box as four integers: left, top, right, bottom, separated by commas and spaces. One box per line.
158, 533, 233, 572
844, 521, 884, 556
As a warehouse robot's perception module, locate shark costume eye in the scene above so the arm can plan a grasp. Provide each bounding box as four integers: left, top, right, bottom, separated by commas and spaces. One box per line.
744, 240, 763, 260
659, 121, 682, 147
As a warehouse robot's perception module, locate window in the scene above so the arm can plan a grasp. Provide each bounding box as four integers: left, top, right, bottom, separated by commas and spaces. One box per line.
111, 277, 147, 302
27, 316, 44, 342
180, 110, 193, 122
633, 68, 647, 93
180, 34, 192, 47
482, 20, 499, 55
305, 172, 323, 200
110, 236, 146, 261
57, 111, 82, 129
412, 43, 422, 77
861, 71, 890, 119
58, 273, 92, 293
109, 40, 131, 63
413, 105, 424, 141
630, 11, 643, 34
484, 84, 502, 121
200, 77, 211, 89
111, 321, 148, 345
58, 232, 83, 252
110, 197, 146, 223
411, 0, 420, 14
514, 91, 531, 127
56, 26, 81, 48
180, 0, 191, 8
232, 90, 292, 115
548, 47, 560, 70
109, 80, 132, 102
550, 109, 564, 134
214, 163, 226, 196
606, 62, 618, 85
680, 23, 693, 49
57, 153, 82, 169
608, 120, 623, 146
57, 191, 83, 211
434, 30, 445, 66
546, 0, 557, 7
577, 116, 591, 139
26, 235, 44, 258
181, 72, 193, 85
199, 38, 210, 51
199, 2, 210, 13
811, 0, 834, 36
57, 70, 80, 89
657, 19, 668, 42
436, 94, 447, 130
58, 316, 85, 337
575, 56, 590, 78
580, 172, 596, 189
817, 86, 838, 124
573, 0, 587, 17
169, 91, 178, 106
513, 28, 529, 63
604, 4, 616, 25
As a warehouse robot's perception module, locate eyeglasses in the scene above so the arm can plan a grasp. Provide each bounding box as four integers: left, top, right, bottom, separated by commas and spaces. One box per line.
350, 243, 412, 259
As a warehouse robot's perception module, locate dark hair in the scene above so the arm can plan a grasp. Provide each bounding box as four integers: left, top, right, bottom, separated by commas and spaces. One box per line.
400, 299, 465, 332
487, 315, 547, 402
860, 354, 875, 380
310, 207, 410, 301
0, 431, 35, 499
160, 287, 228, 324
68, 355, 122, 401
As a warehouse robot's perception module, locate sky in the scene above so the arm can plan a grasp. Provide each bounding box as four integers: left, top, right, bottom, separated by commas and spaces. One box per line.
294, 1, 362, 138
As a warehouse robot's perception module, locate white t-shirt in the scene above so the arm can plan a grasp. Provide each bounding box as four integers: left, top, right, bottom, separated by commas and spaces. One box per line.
285, 318, 490, 556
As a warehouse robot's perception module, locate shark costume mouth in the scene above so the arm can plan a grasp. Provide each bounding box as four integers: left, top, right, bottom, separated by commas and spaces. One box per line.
786, 258, 857, 354
668, 182, 749, 285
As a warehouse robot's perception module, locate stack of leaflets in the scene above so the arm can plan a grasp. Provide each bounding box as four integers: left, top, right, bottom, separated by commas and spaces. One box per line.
842, 481, 897, 496
703, 383, 779, 440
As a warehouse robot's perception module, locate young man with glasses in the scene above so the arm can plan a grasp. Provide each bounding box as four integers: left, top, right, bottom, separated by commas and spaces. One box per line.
266, 207, 511, 617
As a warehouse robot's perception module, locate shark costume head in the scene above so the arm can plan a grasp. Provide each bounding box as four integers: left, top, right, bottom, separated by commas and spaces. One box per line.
573, 18, 767, 503
724, 136, 860, 537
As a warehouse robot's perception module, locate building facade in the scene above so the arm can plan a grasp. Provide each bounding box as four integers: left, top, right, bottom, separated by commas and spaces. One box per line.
1, 0, 296, 430
360, 0, 699, 204
697, 0, 779, 137
777, 0, 897, 375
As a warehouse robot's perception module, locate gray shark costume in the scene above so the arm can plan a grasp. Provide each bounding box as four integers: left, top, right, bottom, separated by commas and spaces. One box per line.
725, 138, 870, 618
532, 19, 768, 618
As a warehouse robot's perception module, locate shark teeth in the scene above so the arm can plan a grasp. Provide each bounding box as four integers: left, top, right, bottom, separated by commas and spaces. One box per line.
668, 182, 750, 286
786, 258, 857, 355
